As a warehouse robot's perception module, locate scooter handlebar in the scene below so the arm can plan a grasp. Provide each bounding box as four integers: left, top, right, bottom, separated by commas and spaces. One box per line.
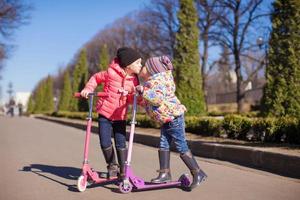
73, 92, 109, 98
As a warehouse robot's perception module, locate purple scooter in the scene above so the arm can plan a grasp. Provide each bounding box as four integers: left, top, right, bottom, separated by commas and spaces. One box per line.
118, 94, 190, 193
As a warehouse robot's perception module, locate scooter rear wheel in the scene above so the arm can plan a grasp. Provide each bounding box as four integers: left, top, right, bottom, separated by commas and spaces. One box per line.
119, 180, 133, 194
77, 175, 87, 192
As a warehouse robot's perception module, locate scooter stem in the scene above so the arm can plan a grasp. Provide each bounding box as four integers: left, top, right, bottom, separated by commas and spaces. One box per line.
83, 119, 92, 163
83, 95, 94, 163
126, 93, 137, 165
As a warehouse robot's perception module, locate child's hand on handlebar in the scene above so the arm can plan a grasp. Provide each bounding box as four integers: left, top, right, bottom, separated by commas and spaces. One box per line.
80, 90, 89, 98
135, 85, 144, 94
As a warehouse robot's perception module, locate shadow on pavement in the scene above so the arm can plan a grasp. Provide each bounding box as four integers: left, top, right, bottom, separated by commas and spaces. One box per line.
19, 164, 188, 194
20, 164, 117, 192
20, 164, 80, 192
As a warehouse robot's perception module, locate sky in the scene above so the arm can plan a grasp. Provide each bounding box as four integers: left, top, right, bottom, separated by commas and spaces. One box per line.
0, 0, 149, 103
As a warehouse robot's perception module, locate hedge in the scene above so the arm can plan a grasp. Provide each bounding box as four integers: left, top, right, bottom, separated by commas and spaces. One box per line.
49, 112, 300, 144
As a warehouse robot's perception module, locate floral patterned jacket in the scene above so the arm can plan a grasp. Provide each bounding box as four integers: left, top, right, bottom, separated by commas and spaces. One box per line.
141, 70, 186, 124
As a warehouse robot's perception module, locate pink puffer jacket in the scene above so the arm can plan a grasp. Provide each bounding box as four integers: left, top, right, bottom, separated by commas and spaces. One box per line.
83, 58, 139, 121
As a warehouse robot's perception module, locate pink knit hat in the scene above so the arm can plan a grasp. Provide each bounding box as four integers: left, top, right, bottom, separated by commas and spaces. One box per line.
145, 56, 174, 75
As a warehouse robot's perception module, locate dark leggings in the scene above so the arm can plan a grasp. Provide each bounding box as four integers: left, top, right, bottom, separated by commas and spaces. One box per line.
98, 115, 126, 149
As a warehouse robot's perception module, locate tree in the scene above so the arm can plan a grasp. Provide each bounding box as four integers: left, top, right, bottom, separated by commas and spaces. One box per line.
261, 0, 300, 118
33, 79, 46, 112
58, 70, 72, 111
33, 76, 54, 113
217, 45, 234, 93
26, 94, 34, 114
94, 44, 109, 95
83, 0, 179, 68
0, 0, 32, 73
69, 49, 89, 112
43, 75, 54, 112
173, 0, 206, 115
7, 81, 13, 99
138, 0, 179, 57
98, 44, 109, 71
196, 0, 224, 107
214, 0, 269, 113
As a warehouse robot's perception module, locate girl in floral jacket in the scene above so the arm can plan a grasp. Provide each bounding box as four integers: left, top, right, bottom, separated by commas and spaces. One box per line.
81, 47, 142, 179
137, 56, 207, 190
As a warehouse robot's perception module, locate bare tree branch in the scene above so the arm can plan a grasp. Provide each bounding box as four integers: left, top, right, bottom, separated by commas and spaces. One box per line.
0, 0, 32, 72
212, 0, 269, 112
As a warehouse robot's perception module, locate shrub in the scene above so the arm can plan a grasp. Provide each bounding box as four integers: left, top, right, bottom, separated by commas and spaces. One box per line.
185, 116, 223, 137
277, 117, 299, 144
222, 115, 252, 140
128, 114, 160, 128
49, 112, 300, 144
51, 111, 98, 121
252, 117, 300, 143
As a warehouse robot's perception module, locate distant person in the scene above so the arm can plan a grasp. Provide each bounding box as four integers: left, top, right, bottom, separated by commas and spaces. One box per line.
136, 56, 207, 190
18, 103, 23, 116
7, 98, 15, 117
0, 106, 5, 116
80, 47, 142, 179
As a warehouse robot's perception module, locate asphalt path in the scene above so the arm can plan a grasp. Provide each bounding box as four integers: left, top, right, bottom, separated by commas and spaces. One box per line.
0, 116, 299, 200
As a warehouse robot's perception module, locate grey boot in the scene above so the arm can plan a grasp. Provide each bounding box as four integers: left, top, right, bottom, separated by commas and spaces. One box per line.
102, 146, 118, 178
180, 151, 207, 190
151, 149, 172, 183
117, 148, 128, 179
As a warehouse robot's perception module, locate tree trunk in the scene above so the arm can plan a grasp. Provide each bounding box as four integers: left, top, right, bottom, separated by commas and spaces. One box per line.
233, 1, 243, 113
234, 53, 243, 113
202, 31, 209, 111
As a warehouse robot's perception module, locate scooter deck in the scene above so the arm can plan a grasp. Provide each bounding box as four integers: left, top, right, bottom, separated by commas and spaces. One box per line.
134, 180, 182, 190
124, 166, 188, 191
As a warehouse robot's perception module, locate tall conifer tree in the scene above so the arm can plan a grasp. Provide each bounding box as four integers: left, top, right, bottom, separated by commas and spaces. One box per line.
261, 0, 300, 118
58, 70, 72, 111
99, 44, 109, 71
95, 44, 109, 94
70, 49, 89, 111
34, 80, 46, 113
26, 94, 35, 114
43, 75, 54, 112
173, 0, 206, 115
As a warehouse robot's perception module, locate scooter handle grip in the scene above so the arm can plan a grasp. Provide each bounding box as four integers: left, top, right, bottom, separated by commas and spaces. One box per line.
73, 92, 109, 98
74, 92, 82, 98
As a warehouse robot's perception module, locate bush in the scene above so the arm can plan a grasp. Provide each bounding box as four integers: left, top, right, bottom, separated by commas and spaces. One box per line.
51, 111, 98, 121
185, 116, 223, 137
252, 117, 300, 144
129, 114, 160, 128
222, 115, 252, 140
252, 117, 278, 142
49, 111, 300, 144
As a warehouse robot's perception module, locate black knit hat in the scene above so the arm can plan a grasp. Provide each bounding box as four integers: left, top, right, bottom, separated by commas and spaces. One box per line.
117, 47, 141, 68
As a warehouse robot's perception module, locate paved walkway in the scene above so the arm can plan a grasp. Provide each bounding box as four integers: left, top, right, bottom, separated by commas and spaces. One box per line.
35, 115, 300, 179
1, 116, 299, 200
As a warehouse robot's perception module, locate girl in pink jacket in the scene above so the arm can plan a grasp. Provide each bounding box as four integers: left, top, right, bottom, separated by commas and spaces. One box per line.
81, 47, 142, 179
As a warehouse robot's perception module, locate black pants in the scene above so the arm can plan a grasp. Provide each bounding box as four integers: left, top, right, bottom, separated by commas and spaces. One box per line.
98, 115, 126, 149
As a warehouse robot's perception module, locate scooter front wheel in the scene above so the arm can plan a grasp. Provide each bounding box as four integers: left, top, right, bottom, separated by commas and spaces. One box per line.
77, 175, 87, 192
179, 173, 191, 188
119, 180, 133, 194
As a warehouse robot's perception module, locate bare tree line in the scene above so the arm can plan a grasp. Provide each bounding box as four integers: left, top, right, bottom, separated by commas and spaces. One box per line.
52, 0, 271, 113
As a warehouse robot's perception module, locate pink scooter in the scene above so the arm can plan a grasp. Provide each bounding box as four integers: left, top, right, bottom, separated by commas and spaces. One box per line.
74, 92, 118, 192
118, 94, 190, 193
